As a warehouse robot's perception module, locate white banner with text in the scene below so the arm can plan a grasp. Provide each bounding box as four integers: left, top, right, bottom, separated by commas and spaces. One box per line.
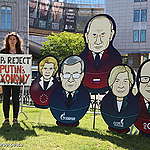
0, 54, 32, 86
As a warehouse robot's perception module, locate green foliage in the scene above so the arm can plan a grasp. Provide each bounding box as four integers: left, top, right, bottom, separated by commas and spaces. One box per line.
41, 32, 85, 62
0, 104, 150, 150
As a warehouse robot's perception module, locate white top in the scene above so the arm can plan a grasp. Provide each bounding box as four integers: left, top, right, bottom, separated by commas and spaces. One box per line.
117, 101, 123, 112
39, 76, 54, 90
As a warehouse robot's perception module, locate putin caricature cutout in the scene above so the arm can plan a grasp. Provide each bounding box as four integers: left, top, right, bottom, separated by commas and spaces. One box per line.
80, 14, 122, 93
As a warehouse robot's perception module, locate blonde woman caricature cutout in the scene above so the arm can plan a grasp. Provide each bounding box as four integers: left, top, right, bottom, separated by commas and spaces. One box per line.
101, 64, 139, 134
30, 55, 59, 108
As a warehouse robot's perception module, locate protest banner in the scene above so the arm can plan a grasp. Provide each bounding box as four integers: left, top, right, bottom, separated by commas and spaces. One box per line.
0, 54, 32, 86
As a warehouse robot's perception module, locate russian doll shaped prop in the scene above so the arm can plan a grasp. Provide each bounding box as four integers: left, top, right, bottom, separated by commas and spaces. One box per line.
49, 56, 90, 127
134, 60, 150, 136
101, 65, 139, 133
80, 14, 122, 93
30, 56, 59, 108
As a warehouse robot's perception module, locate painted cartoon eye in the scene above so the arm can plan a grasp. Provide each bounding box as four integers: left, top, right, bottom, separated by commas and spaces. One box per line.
115, 79, 119, 83
124, 80, 127, 82
43, 67, 47, 70
101, 32, 105, 37
49, 67, 54, 70
124, 80, 129, 83
93, 34, 97, 37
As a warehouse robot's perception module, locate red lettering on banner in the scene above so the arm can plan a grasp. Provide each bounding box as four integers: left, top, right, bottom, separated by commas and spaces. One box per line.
0, 65, 5, 73
0, 65, 23, 74
5, 66, 9, 73
20, 74, 25, 83
5, 74, 11, 83
16, 65, 22, 73
25, 74, 30, 83
1, 74, 5, 82
10, 74, 15, 83
0, 74, 30, 84
15, 74, 20, 83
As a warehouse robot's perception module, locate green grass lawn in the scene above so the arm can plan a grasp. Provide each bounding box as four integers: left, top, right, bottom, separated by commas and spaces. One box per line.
0, 103, 149, 150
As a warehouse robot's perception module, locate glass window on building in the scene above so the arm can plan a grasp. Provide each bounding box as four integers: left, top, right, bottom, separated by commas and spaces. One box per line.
141, 9, 147, 22
133, 10, 140, 22
0, 6, 12, 30
39, 20, 47, 28
141, 0, 147, 2
64, 0, 104, 8
134, 0, 147, 2
140, 30, 146, 42
133, 30, 139, 42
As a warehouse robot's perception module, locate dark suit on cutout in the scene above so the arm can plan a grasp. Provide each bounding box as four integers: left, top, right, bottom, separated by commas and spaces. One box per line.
101, 91, 139, 133
49, 84, 90, 125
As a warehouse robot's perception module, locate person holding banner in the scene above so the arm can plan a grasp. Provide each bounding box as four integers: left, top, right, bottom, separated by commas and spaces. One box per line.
0, 32, 24, 126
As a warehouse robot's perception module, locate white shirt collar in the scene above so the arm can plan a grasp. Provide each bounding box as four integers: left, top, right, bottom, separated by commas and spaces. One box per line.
39, 76, 54, 90
92, 51, 104, 59
117, 101, 123, 112
144, 98, 150, 109
65, 91, 75, 97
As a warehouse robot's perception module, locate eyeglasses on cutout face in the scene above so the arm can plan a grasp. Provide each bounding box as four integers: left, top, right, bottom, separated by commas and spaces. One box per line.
62, 73, 82, 79
140, 76, 150, 83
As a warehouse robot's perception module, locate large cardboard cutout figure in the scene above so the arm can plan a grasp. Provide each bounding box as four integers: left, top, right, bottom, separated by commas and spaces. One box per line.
30, 56, 59, 108
50, 56, 90, 127
80, 14, 122, 93
101, 65, 139, 133
134, 60, 150, 136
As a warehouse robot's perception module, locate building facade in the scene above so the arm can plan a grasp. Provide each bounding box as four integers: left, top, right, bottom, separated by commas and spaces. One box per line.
0, 0, 28, 53
29, 0, 104, 33
106, 0, 150, 70
29, 0, 104, 58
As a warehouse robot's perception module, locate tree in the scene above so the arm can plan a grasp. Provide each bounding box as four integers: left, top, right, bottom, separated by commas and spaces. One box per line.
41, 32, 85, 62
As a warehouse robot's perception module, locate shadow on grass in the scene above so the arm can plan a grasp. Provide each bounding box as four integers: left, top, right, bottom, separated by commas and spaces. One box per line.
0, 121, 37, 141
34, 124, 150, 150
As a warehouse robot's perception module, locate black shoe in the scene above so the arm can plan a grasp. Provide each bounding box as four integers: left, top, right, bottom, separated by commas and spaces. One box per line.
2, 119, 10, 126
12, 118, 20, 127
12, 118, 19, 124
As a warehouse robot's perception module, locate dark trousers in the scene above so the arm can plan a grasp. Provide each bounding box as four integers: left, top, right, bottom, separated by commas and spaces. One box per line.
2, 85, 20, 119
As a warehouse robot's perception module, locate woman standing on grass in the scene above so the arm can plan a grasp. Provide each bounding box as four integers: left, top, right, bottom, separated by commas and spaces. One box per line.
0, 32, 24, 126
